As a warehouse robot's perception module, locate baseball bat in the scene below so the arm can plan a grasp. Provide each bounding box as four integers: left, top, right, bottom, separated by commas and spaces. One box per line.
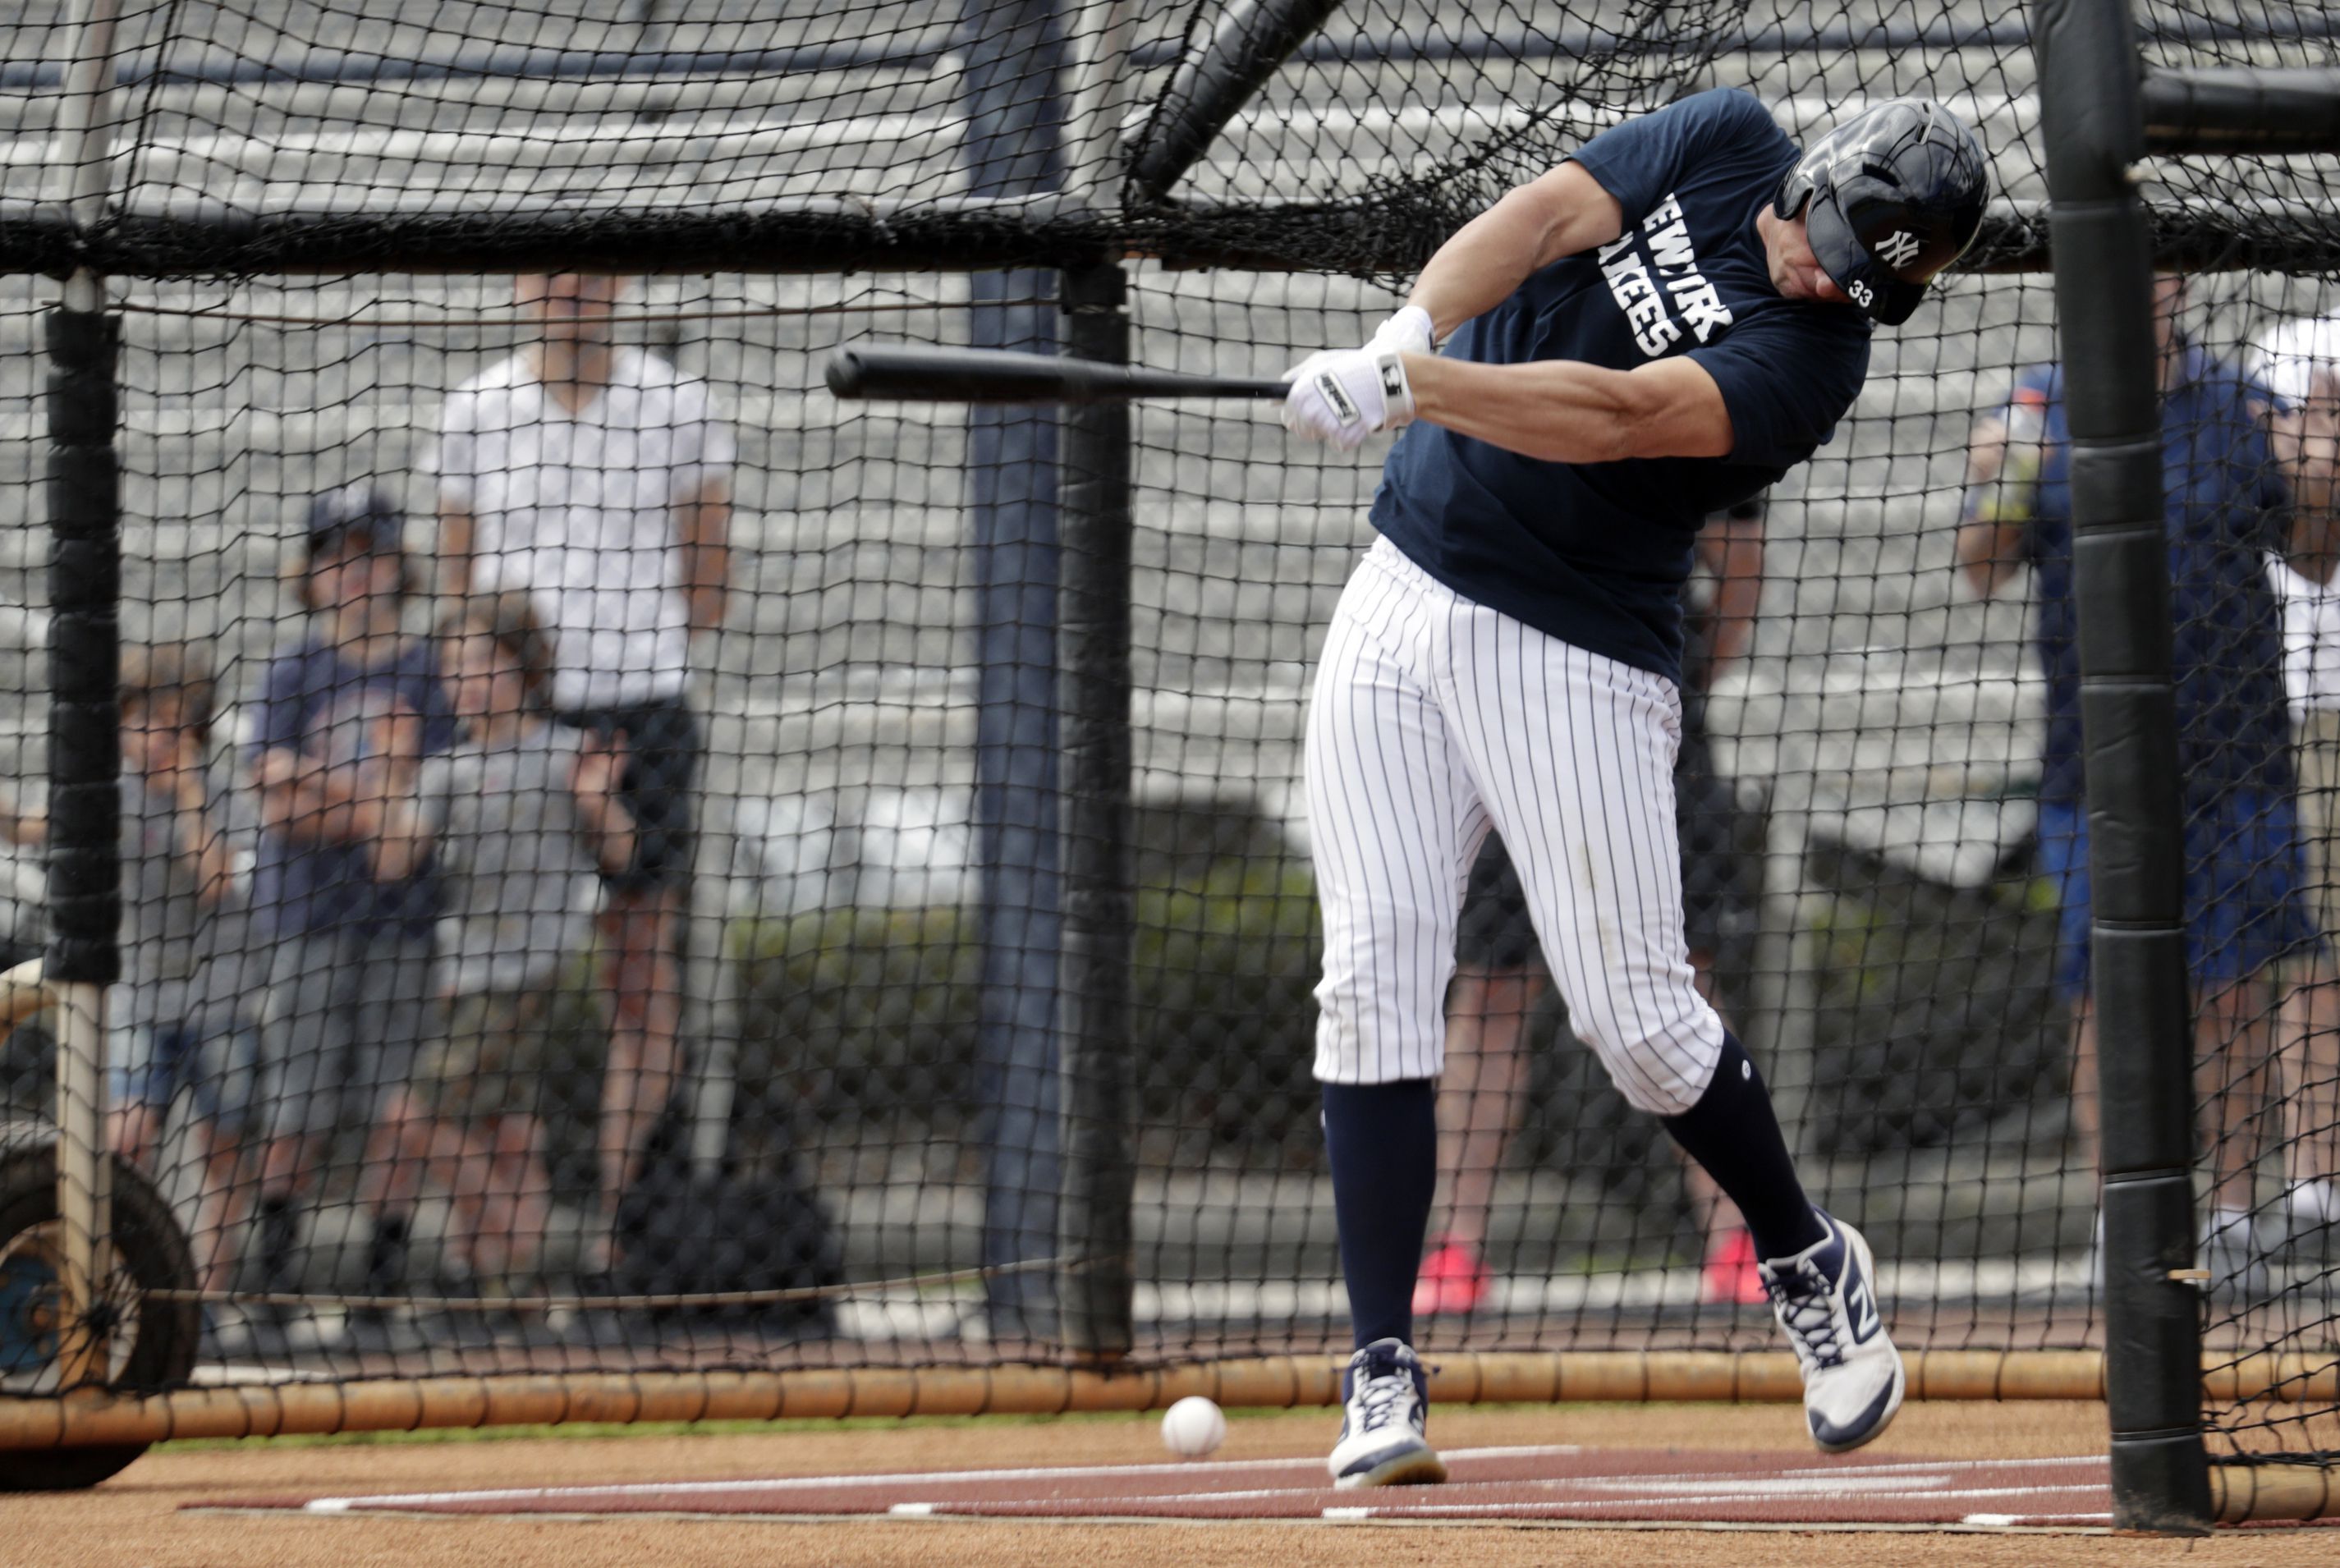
826, 344, 1287, 405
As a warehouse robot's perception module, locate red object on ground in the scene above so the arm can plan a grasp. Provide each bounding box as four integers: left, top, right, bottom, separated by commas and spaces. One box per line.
194, 1446, 2138, 1530
1412, 1236, 1489, 1316
1704, 1226, 1767, 1305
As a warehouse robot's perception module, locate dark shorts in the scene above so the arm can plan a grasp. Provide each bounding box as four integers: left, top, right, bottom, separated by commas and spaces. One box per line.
554, 694, 700, 895
255, 927, 434, 1144
2036, 791, 2324, 1002
1677, 724, 1762, 965
108, 1020, 255, 1132
1455, 835, 1539, 970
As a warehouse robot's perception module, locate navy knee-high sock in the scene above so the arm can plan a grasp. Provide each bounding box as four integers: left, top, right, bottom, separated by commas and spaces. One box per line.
1321, 1080, 1439, 1350
1660, 1033, 1827, 1263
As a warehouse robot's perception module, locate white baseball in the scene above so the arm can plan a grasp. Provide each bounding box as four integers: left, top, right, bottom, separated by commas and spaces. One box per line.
1159, 1395, 1226, 1458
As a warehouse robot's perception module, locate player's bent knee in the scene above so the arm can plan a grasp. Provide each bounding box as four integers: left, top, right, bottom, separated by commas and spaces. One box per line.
1580, 1024, 1725, 1119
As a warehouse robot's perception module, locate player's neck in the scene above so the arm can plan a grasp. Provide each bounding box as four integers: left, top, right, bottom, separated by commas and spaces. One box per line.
530, 341, 614, 409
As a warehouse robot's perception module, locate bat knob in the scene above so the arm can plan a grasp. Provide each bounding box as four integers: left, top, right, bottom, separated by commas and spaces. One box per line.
824, 348, 868, 398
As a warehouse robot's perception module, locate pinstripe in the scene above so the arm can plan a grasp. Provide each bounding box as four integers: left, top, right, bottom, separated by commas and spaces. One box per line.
1310, 537, 1723, 1111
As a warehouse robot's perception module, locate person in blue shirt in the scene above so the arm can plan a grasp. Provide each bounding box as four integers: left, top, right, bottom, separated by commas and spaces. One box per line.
245, 484, 459, 1352
1959, 273, 2336, 1296
1281, 89, 1988, 1484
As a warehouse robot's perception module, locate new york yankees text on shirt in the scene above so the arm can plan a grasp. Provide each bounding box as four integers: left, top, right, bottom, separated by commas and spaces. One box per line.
1596, 193, 1736, 356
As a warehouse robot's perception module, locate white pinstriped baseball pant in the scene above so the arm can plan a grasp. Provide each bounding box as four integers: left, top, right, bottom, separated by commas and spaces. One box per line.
1306, 536, 1727, 1114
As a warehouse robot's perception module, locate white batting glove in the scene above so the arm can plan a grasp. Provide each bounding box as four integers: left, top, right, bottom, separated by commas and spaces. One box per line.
1282, 306, 1434, 452
1371, 305, 1436, 358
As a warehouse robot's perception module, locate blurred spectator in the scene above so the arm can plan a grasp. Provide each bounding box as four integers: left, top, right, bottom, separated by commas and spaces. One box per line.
1411, 499, 1773, 1316
0, 644, 254, 1309
247, 484, 457, 1350
398, 592, 636, 1312
2252, 312, 2340, 1240
434, 273, 735, 1271
1960, 276, 2332, 1291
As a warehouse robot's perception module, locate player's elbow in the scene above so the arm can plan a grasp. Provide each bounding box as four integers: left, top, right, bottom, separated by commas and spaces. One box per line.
1601, 382, 1731, 462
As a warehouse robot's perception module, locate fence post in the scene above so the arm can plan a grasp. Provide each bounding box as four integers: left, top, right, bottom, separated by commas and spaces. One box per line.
1055, 258, 1136, 1358
2032, 0, 2213, 1533
961, 0, 1071, 1338
46, 0, 124, 1391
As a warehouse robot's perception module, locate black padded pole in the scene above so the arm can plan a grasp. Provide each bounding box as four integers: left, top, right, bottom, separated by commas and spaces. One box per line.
44, 304, 122, 992
1126, 0, 1347, 200
1054, 258, 1136, 1359
2143, 66, 2340, 154
2032, 0, 2211, 1535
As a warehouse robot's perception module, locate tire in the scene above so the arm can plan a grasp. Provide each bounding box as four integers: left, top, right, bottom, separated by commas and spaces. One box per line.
0, 1122, 200, 1490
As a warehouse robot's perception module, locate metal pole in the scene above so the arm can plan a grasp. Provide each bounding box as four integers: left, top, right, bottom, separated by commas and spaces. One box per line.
2031, 0, 2212, 1534
47, 0, 122, 1393
1054, 258, 1135, 1358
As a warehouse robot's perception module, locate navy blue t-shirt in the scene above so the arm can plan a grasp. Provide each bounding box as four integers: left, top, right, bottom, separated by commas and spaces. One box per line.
1993, 353, 2295, 807
250, 635, 459, 940
1371, 89, 1873, 684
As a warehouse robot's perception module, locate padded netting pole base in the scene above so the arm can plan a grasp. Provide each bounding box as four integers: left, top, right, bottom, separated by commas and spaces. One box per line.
4, 1359, 2332, 1520
0, 1356, 2333, 1519
0, 1350, 2334, 1424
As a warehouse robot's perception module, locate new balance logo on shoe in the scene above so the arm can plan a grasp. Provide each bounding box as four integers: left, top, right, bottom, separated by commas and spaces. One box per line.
1847, 1280, 1880, 1341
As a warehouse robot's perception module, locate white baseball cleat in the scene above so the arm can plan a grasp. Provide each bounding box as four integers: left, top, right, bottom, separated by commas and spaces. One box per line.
1760, 1211, 1906, 1453
1326, 1337, 1448, 1488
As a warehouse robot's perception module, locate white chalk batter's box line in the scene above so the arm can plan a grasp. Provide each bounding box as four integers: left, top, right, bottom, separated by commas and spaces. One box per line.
286, 1447, 2111, 1524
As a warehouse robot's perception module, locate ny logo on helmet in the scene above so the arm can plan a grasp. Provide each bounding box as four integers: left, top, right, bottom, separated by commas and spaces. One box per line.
1878, 229, 1922, 268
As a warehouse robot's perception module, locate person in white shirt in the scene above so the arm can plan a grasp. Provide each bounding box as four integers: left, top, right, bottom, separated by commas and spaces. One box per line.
2252, 313, 2340, 1239
434, 273, 736, 1268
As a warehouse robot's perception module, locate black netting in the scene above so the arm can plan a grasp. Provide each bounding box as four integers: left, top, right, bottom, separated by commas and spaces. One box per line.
0, 0, 2329, 1488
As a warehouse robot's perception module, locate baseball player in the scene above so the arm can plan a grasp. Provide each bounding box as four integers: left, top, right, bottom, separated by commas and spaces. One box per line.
1282, 89, 1988, 1486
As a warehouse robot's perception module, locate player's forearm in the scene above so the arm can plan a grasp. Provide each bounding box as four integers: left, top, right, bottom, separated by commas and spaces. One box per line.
1405, 354, 1672, 464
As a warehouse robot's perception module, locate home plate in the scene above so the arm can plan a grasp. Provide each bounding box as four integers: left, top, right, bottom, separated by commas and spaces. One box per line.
189, 1447, 2122, 1529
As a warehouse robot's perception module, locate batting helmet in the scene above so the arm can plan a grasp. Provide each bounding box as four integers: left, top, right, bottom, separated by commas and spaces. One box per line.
1776, 99, 1989, 327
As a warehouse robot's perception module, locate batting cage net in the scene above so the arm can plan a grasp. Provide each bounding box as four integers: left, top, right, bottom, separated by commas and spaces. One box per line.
0, 0, 2333, 1494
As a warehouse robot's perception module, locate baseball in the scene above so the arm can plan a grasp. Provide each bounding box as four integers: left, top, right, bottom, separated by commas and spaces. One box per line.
1160, 1396, 1226, 1458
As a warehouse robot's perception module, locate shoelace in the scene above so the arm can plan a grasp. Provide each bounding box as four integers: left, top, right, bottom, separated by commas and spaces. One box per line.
1351, 1363, 1417, 1433
1764, 1263, 1847, 1370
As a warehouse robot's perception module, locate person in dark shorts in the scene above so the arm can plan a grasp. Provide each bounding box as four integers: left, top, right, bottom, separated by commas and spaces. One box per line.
248, 485, 459, 1348
1413, 498, 1773, 1315
433, 273, 736, 1268
1960, 274, 2333, 1294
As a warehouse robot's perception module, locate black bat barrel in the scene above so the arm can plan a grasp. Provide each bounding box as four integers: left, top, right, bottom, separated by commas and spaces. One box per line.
825, 344, 1284, 403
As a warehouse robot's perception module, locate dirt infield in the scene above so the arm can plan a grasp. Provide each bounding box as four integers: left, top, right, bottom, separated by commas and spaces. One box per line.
8, 1402, 2338, 1568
